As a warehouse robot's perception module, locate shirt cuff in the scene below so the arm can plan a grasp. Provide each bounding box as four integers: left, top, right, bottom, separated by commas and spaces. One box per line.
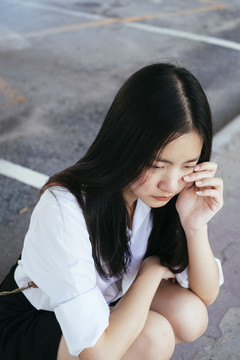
55, 285, 110, 356
176, 257, 224, 289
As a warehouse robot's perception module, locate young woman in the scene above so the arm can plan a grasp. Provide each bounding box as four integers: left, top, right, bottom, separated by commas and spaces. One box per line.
0, 63, 224, 360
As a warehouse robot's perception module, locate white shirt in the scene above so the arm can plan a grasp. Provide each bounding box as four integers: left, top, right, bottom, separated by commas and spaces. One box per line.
14, 187, 151, 356
14, 186, 224, 356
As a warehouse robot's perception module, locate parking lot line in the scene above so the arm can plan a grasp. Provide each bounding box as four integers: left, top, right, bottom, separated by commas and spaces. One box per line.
1, 113, 237, 189
1, 1, 236, 52
0, 0, 236, 188
2, 0, 102, 21
0, 77, 27, 109
213, 115, 240, 152
0, 158, 48, 189
3, 14, 239, 52
125, 22, 240, 51
3, 0, 226, 21
1, 0, 228, 38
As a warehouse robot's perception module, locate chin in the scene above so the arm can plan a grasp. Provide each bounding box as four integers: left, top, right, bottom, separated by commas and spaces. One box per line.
149, 196, 177, 208
151, 202, 169, 208
143, 200, 170, 208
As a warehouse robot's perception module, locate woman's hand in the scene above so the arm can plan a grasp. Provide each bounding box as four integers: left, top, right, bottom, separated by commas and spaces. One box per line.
139, 256, 176, 281
176, 161, 224, 232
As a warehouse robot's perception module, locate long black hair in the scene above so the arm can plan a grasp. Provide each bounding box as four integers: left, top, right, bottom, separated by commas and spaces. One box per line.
43, 63, 212, 278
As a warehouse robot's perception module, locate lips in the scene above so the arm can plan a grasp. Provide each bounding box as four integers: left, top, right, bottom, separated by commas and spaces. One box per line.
152, 195, 173, 201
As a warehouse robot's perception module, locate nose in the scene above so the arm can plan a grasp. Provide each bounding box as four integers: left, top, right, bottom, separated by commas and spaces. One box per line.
158, 170, 182, 194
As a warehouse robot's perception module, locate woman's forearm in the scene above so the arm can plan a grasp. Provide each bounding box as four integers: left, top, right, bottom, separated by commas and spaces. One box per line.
79, 259, 169, 360
185, 226, 219, 305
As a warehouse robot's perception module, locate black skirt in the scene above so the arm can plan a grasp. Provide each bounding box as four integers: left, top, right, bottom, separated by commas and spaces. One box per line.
0, 263, 62, 360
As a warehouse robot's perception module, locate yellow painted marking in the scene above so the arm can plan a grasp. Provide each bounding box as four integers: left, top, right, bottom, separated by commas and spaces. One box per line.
0, 0, 227, 111
2, 1, 227, 39
0, 77, 27, 109
200, 0, 224, 5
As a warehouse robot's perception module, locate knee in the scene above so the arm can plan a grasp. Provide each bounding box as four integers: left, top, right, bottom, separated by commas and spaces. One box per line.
141, 311, 175, 360
174, 294, 208, 343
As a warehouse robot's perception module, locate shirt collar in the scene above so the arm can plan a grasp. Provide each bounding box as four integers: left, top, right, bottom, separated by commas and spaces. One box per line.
132, 199, 151, 235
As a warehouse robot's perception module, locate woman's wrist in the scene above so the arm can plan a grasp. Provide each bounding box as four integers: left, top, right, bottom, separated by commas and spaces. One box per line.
183, 224, 208, 241
137, 257, 174, 284
137, 263, 164, 283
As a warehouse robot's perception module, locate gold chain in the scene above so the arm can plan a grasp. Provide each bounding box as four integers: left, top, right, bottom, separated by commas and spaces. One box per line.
0, 282, 38, 296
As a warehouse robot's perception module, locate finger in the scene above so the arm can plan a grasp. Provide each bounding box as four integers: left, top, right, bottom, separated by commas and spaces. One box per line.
163, 271, 176, 280
196, 189, 224, 207
163, 275, 176, 280
195, 177, 223, 191
194, 161, 218, 175
168, 278, 177, 284
194, 161, 218, 171
184, 170, 214, 183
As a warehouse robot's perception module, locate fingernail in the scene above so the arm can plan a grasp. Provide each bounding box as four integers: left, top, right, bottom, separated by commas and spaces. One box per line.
196, 180, 202, 186
196, 191, 203, 195
194, 165, 200, 171
184, 175, 190, 181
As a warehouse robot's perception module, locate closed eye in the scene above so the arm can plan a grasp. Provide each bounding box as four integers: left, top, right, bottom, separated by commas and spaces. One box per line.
152, 165, 164, 169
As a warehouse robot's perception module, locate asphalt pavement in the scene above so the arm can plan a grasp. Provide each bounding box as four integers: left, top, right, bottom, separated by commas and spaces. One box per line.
1, 0, 240, 358
1, 114, 240, 359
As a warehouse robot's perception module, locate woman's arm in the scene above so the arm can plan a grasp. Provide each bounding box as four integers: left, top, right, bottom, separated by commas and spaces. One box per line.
184, 226, 219, 305
79, 257, 174, 360
176, 161, 223, 305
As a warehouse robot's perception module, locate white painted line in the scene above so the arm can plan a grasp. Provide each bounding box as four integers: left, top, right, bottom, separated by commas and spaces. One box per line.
0, 24, 29, 51
1, 114, 240, 189
213, 115, 240, 152
0, 158, 48, 189
125, 22, 240, 51
3, 0, 240, 51
2, 0, 102, 20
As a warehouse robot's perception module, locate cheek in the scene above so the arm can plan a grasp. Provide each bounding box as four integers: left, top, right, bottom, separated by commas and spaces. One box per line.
179, 173, 193, 192
135, 183, 150, 196
132, 178, 154, 196
180, 183, 189, 192
133, 171, 153, 190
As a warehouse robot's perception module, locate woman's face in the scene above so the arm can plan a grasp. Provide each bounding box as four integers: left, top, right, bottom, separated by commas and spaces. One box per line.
124, 131, 203, 208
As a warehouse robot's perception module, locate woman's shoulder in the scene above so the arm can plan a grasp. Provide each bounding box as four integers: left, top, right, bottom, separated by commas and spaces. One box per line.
43, 185, 76, 200
26, 186, 88, 244
41, 185, 78, 204
36, 186, 83, 219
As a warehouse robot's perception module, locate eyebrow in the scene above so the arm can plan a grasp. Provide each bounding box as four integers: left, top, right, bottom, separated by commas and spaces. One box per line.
155, 156, 200, 165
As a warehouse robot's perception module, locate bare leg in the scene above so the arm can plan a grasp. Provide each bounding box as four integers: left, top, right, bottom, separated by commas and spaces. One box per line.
57, 310, 175, 360
122, 310, 175, 360
57, 336, 78, 360
150, 279, 209, 343
57, 281, 208, 359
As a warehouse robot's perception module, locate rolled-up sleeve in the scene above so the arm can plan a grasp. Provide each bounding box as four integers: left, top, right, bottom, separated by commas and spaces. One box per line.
55, 286, 109, 356
21, 188, 110, 356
